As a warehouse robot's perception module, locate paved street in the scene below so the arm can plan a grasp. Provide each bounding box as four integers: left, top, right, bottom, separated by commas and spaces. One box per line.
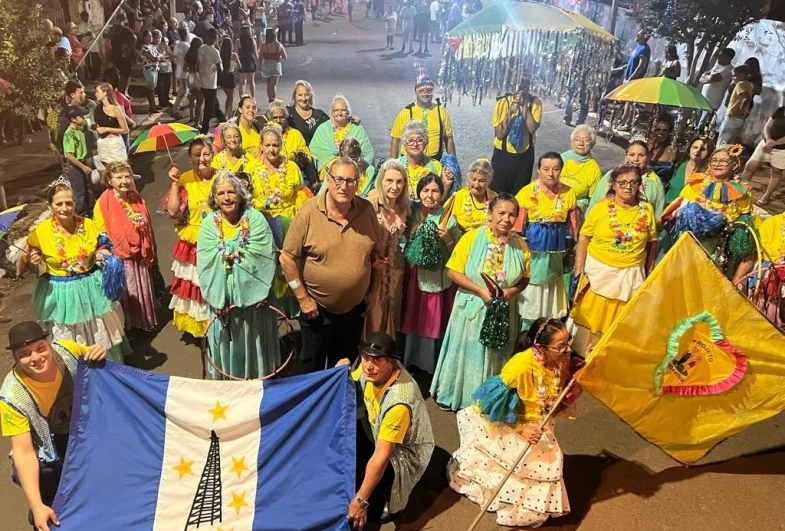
0, 13, 784, 531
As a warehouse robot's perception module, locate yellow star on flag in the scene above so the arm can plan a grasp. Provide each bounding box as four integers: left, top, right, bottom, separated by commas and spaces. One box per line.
229, 456, 249, 479
172, 457, 194, 480
208, 401, 229, 423
227, 490, 249, 516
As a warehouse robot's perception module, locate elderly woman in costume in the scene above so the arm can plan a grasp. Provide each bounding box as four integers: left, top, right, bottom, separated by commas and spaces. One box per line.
401, 174, 462, 374
515, 152, 580, 330
572, 164, 658, 336
286, 80, 330, 145
309, 93, 373, 170
588, 140, 666, 218
197, 172, 281, 379
318, 137, 376, 196
662, 145, 755, 277
560, 125, 602, 214
20, 180, 131, 361
252, 125, 304, 219
166, 136, 217, 338
363, 159, 411, 339
449, 318, 577, 527
212, 122, 258, 194
396, 120, 454, 200
665, 136, 711, 204
93, 162, 158, 331
449, 158, 498, 233
265, 99, 318, 186
431, 194, 531, 411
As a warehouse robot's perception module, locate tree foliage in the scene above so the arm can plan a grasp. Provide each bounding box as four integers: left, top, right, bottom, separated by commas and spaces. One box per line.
629, 0, 768, 85
0, 1, 68, 116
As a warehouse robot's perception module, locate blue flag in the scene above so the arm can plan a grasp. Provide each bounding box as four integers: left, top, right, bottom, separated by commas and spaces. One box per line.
53, 361, 356, 530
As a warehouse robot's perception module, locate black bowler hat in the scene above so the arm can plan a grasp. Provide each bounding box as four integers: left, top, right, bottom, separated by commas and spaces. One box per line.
361, 331, 400, 361
7, 321, 49, 351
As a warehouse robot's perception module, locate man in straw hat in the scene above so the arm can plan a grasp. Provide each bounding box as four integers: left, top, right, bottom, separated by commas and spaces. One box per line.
0, 321, 106, 531
390, 62, 456, 162
338, 331, 434, 528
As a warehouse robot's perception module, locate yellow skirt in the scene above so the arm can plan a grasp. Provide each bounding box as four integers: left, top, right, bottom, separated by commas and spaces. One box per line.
570, 274, 628, 335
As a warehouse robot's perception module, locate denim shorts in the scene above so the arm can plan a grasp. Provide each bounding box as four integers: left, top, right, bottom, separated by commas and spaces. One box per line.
143, 68, 159, 90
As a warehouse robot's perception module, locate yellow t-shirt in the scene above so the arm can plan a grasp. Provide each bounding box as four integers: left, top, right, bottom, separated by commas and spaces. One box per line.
677, 176, 753, 224
251, 159, 303, 219
390, 104, 454, 159
0, 340, 85, 437
446, 227, 531, 279
282, 128, 312, 164
515, 182, 577, 223
758, 213, 785, 263
500, 348, 567, 423
492, 95, 543, 154
175, 170, 215, 244
211, 151, 258, 174
351, 366, 411, 444
727, 80, 753, 117
403, 158, 442, 198
27, 218, 101, 276
449, 187, 498, 233
560, 158, 602, 201
582, 198, 658, 268
239, 122, 261, 158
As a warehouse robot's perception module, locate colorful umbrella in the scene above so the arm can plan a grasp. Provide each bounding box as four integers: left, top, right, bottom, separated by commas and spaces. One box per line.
604, 77, 713, 111
0, 204, 25, 239
449, 1, 615, 41
129, 122, 200, 158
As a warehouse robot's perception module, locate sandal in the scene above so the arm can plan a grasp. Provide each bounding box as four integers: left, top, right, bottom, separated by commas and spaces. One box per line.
755, 197, 770, 206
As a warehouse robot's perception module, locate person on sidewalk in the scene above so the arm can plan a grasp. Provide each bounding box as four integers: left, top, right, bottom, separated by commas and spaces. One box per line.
338, 331, 434, 526
717, 65, 753, 146
61, 106, 95, 217
698, 47, 735, 131
384, 5, 398, 50
399, 1, 416, 54
197, 28, 226, 134
0, 321, 106, 531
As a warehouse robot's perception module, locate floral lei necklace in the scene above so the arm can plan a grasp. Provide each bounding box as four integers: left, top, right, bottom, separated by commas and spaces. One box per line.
608, 199, 648, 247
528, 182, 565, 222
484, 229, 507, 283
463, 190, 488, 226
117, 193, 145, 229
213, 211, 250, 268
52, 217, 89, 275
405, 160, 428, 198
332, 123, 349, 153
778, 216, 785, 261
532, 349, 562, 418
257, 160, 287, 210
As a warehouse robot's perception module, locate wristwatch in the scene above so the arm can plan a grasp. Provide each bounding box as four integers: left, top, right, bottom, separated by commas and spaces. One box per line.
355, 495, 369, 509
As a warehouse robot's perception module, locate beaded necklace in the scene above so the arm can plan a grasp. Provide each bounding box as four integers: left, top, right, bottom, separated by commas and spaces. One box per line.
214, 211, 250, 268
257, 160, 287, 209
52, 217, 89, 275
607, 199, 649, 248
528, 182, 565, 222
405, 159, 428, 197
463, 189, 488, 228
484, 229, 508, 283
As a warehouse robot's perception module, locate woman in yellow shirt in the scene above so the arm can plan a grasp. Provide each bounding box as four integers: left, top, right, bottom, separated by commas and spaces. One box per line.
559, 125, 602, 214
20, 180, 131, 362
265, 99, 317, 186
212, 122, 258, 195
165, 136, 217, 338
449, 317, 577, 527
572, 164, 658, 335
396, 120, 447, 200
236, 95, 261, 157
449, 158, 497, 232
252, 125, 304, 219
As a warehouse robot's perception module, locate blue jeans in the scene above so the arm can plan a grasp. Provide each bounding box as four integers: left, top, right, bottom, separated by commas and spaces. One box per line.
565, 84, 588, 124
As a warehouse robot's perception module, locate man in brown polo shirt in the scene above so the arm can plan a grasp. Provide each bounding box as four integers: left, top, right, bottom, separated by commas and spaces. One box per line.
281, 157, 384, 373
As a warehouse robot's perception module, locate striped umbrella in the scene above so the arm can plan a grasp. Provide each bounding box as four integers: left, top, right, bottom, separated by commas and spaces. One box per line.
604, 77, 713, 111
0, 204, 25, 239
130, 122, 200, 160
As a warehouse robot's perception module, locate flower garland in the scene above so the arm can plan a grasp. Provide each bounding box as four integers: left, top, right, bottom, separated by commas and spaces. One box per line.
405, 163, 428, 198
779, 215, 785, 261
534, 360, 562, 418
332, 124, 349, 153
528, 182, 565, 222
257, 161, 286, 210
463, 190, 488, 228
214, 211, 250, 268
484, 230, 507, 283
52, 217, 89, 275
608, 200, 649, 247
120, 195, 145, 229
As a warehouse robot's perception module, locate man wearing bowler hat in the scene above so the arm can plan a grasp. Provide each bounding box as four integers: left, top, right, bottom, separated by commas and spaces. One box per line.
339, 331, 434, 529
0, 321, 105, 531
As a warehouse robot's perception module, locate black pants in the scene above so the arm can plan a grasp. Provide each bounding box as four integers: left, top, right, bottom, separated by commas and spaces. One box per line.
564, 84, 588, 125
156, 72, 172, 108
298, 300, 366, 373
280, 24, 294, 44
12, 434, 67, 529
63, 160, 95, 217
356, 417, 395, 521
295, 21, 304, 44
200, 88, 226, 134
491, 146, 535, 195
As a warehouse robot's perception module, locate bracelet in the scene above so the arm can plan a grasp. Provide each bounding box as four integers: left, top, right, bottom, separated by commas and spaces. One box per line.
355, 495, 369, 509
288, 279, 302, 289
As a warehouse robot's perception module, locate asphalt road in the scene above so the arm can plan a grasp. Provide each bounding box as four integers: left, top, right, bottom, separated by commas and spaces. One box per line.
1, 13, 784, 531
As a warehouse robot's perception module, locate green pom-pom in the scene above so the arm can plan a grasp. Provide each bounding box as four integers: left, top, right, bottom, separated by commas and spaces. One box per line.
730, 215, 758, 258
479, 297, 510, 349
404, 220, 443, 269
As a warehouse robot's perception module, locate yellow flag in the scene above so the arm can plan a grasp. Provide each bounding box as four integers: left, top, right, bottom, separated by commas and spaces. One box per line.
576, 233, 785, 464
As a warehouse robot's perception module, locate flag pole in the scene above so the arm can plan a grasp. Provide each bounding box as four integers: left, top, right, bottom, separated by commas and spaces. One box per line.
465, 377, 577, 531
76, 0, 129, 71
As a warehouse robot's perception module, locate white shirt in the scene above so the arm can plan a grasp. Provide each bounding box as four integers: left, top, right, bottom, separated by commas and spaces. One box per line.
701, 63, 733, 110
430, 0, 440, 21
173, 40, 190, 79
196, 44, 221, 89
399, 5, 416, 29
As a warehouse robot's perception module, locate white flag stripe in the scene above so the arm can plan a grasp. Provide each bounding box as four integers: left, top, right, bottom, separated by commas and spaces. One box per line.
152, 378, 264, 531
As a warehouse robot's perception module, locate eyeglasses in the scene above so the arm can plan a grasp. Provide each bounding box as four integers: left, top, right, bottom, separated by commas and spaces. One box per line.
615, 179, 642, 188
328, 173, 359, 187
709, 159, 731, 166
405, 138, 426, 146
537, 334, 573, 353
416, 87, 434, 95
